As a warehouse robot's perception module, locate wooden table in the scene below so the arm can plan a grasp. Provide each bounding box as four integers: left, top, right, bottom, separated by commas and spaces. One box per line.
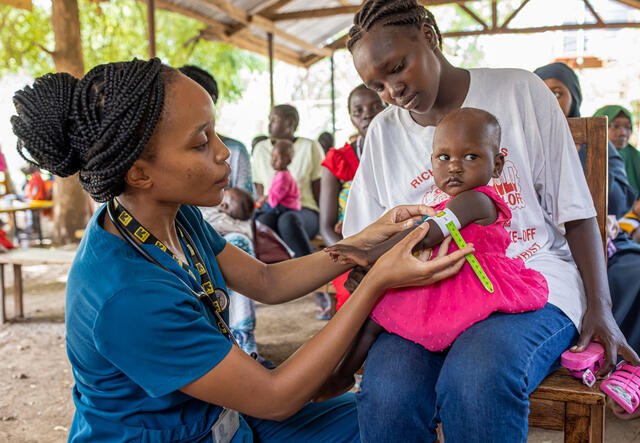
0, 200, 53, 245
0, 247, 76, 324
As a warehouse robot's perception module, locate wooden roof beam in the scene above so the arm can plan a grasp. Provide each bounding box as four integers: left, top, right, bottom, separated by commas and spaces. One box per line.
201, 26, 305, 67
196, 0, 331, 57
458, 4, 488, 30
301, 34, 349, 67
270, 5, 360, 21
444, 21, 640, 38
583, 0, 604, 26
257, 0, 295, 17
500, 0, 530, 29
146, 0, 226, 33
613, 0, 640, 9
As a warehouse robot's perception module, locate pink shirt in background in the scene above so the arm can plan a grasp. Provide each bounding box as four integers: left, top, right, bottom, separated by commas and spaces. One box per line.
268, 170, 301, 210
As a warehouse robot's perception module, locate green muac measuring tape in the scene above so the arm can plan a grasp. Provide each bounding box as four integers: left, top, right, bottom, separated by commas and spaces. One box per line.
419, 209, 494, 293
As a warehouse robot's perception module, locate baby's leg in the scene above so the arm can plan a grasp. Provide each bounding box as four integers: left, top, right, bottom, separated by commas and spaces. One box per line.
313, 319, 384, 402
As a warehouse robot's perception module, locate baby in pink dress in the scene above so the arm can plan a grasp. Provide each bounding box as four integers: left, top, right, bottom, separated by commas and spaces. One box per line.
320, 107, 549, 396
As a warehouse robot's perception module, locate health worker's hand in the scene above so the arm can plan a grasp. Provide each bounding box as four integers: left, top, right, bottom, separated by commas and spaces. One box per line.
350, 204, 435, 250
367, 222, 472, 292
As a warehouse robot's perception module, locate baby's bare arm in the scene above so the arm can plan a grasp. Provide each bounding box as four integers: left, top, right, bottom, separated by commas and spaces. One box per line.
334, 190, 498, 267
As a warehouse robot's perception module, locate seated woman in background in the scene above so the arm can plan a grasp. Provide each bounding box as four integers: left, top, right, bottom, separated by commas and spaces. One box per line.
535, 62, 640, 358
319, 84, 385, 311
594, 105, 640, 195
252, 105, 324, 258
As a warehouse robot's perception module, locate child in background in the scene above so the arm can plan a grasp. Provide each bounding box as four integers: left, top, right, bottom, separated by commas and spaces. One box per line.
320, 108, 549, 396
255, 140, 301, 228
200, 187, 255, 239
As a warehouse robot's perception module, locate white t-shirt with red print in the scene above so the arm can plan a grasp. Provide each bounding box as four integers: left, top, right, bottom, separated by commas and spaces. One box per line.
343, 68, 596, 329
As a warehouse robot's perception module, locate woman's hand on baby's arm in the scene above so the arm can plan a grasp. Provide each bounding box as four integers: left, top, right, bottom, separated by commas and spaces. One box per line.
325, 244, 372, 267
348, 204, 435, 249
368, 222, 473, 291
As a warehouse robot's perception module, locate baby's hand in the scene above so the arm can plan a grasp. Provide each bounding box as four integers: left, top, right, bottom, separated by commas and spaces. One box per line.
333, 220, 343, 235
344, 265, 369, 294
256, 196, 268, 208
325, 244, 370, 267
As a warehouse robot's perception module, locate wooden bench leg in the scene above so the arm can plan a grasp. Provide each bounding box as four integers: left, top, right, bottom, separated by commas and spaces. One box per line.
589, 404, 605, 443
13, 264, 23, 319
565, 403, 590, 442
0, 264, 5, 325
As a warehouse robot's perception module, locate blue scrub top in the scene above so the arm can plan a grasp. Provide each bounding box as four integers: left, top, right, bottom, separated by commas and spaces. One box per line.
66, 205, 254, 442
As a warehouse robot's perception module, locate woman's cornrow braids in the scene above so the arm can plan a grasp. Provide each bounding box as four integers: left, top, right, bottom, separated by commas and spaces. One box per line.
347, 0, 442, 52
11, 58, 168, 202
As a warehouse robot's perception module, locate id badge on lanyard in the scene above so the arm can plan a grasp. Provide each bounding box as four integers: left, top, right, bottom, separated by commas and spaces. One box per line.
211, 408, 240, 443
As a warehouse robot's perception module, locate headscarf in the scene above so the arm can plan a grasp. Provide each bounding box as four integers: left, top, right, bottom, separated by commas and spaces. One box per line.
593, 105, 634, 144
594, 105, 640, 194
533, 62, 582, 117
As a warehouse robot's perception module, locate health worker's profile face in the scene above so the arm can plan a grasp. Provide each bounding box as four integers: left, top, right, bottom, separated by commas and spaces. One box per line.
136, 74, 231, 207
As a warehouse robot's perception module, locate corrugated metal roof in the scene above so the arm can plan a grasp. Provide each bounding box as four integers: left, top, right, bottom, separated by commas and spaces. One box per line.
151, 0, 640, 67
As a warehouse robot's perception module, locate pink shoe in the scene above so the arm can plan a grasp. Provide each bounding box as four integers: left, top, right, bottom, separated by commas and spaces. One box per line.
601, 363, 640, 414
560, 342, 605, 387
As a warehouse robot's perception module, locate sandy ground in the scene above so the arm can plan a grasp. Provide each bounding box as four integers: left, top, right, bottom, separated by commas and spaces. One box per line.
0, 263, 639, 442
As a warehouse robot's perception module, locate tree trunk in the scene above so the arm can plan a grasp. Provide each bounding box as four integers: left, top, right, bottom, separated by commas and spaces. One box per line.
50, 0, 91, 244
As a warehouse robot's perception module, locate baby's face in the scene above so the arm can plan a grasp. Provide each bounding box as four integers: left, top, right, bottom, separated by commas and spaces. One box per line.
271, 143, 293, 171
431, 124, 502, 196
219, 190, 244, 219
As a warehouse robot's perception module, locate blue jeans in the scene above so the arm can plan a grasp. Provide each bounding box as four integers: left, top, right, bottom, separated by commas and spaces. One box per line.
243, 393, 359, 442
356, 303, 578, 443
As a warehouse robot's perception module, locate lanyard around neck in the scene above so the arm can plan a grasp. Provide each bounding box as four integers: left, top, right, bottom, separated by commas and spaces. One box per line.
108, 200, 235, 342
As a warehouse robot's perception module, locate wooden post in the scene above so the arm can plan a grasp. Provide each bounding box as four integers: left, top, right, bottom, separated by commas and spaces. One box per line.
330, 54, 336, 138
268, 32, 274, 110
148, 0, 156, 58
50, 0, 90, 245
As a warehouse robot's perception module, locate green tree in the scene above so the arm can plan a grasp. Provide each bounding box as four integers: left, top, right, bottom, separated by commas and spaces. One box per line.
0, 0, 264, 103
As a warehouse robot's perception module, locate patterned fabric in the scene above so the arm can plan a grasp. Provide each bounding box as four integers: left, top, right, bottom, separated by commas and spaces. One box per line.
338, 181, 352, 221
224, 232, 258, 356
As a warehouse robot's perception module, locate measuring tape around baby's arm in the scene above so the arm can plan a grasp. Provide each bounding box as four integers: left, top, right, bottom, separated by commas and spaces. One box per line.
418, 209, 494, 293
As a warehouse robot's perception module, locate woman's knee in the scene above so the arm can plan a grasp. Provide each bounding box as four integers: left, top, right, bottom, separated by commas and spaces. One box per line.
359, 333, 441, 408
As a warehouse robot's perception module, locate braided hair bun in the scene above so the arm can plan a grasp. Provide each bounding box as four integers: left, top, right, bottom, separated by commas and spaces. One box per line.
12, 72, 80, 178
11, 58, 170, 202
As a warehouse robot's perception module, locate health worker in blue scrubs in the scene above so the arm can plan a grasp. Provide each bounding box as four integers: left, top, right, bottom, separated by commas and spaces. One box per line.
11, 58, 471, 442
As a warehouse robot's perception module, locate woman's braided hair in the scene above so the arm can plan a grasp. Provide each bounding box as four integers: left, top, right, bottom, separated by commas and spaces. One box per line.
347, 0, 443, 53
11, 58, 176, 202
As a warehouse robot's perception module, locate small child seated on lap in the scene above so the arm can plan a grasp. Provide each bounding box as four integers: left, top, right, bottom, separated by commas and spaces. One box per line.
319, 108, 550, 397
255, 139, 301, 223
201, 187, 254, 239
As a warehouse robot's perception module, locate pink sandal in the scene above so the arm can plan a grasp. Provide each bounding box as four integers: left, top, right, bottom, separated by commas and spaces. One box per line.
601, 363, 640, 414
560, 342, 605, 387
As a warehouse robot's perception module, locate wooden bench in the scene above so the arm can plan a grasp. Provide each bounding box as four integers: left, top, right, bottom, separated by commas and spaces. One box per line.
527, 116, 609, 442
0, 247, 77, 324
529, 368, 606, 441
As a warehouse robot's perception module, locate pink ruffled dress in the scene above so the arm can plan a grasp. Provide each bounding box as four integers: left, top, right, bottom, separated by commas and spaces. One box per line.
370, 185, 549, 351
